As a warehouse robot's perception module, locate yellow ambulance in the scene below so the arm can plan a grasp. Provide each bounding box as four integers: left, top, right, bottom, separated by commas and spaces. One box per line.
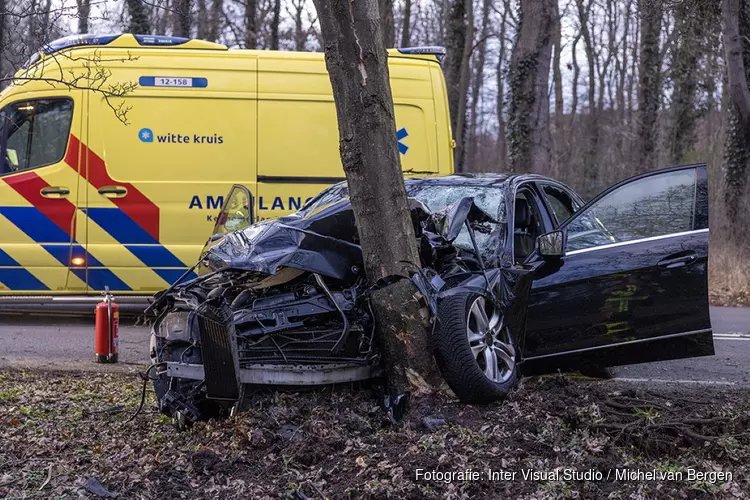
0, 33, 453, 303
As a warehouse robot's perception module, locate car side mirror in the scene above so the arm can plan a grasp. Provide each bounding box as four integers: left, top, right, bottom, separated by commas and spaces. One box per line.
537, 230, 565, 258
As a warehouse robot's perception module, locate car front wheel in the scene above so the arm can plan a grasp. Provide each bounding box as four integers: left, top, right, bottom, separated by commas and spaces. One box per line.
433, 293, 518, 404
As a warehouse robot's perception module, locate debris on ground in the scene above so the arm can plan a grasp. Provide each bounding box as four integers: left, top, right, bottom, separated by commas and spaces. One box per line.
0, 370, 748, 498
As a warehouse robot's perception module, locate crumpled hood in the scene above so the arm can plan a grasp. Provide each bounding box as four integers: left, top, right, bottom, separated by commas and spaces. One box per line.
204, 196, 496, 282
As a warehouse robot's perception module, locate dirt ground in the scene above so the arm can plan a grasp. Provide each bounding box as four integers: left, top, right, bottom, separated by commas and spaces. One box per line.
1, 370, 749, 499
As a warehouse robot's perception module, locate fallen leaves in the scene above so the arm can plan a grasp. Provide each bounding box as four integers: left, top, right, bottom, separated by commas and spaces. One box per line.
0, 369, 749, 499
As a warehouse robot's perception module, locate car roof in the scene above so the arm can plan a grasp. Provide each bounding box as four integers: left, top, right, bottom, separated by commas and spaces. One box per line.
405, 172, 554, 187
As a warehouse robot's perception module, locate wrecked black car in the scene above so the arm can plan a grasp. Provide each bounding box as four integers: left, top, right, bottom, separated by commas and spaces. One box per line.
149, 164, 714, 423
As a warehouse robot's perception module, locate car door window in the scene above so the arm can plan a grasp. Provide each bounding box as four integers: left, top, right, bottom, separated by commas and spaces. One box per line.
565, 168, 697, 252
1, 98, 74, 175
540, 184, 578, 226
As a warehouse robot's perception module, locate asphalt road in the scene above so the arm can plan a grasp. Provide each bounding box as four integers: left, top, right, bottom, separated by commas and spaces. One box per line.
0, 307, 749, 385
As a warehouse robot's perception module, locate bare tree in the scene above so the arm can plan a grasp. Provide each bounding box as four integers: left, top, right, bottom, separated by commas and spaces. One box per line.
311, 0, 440, 414
401, 0, 411, 47
76, 0, 90, 33
270, 0, 280, 49
173, 0, 192, 37
636, 0, 662, 172
575, 0, 598, 184
197, 0, 209, 38
380, 0, 395, 47
466, 0, 492, 169
127, 0, 151, 34
721, 0, 750, 223
288, 0, 307, 50
208, 0, 224, 41
507, 0, 555, 174
244, 0, 257, 48
443, 0, 473, 170
495, 0, 510, 171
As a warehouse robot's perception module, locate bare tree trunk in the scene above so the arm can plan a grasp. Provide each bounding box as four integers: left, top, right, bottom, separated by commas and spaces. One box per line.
668, 1, 709, 164
379, 0, 395, 47
466, 0, 492, 170
495, 2, 509, 171
401, 0, 412, 47
196, 0, 209, 38
208, 0, 224, 41
570, 33, 581, 122
453, 0, 473, 171
311, 0, 440, 411
76, 0, 90, 33
552, 0, 563, 140
270, 0, 281, 49
617, 0, 631, 127
576, 0, 598, 186
507, 0, 554, 174
636, 0, 662, 173
443, 0, 472, 171
245, 0, 257, 48
0, 0, 5, 79
173, 0, 192, 37
721, 0, 750, 223
291, 0, 306, 50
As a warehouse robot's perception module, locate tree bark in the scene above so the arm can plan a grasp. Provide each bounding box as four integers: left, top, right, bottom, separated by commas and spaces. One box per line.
0, 0, 5, 79
443, 0, 472, 171
196, 0, 209, 39
291, 0, 306, 50
575, 0, 598, 186
208, 0, 224, 42
379, 0, 395, 47
76, 0, 90, 33
721, 0, 750, 224
495, 2, 509, 171
127, 0, 152, 34
552, 0, 563, 142
466, 0, 492, 170
668, 1, 706, 164
311, 0, 440, 409
401, 0, 411, 47
270, 0, 281, 49
245, 0, 257, 48
636, 0, 662, 173
174, 0, 192, 37
507, 0, 554, 175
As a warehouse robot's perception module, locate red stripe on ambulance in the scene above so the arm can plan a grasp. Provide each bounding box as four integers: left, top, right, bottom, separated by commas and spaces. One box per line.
3, 171, 77, 236
68, 135, 160, 241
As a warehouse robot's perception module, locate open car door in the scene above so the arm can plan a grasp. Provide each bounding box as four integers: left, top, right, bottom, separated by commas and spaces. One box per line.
521, 164, 713, 374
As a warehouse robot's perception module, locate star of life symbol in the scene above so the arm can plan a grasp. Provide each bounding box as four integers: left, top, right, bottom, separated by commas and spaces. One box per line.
139, 128, 154, 143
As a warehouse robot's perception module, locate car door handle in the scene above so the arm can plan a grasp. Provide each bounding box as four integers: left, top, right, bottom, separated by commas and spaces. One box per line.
40, 186, 70, 198
657, 251, 697, 269
98, 186, 128, 198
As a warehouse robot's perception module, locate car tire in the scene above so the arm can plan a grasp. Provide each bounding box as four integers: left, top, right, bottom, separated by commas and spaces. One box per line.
433, 293, 519, 404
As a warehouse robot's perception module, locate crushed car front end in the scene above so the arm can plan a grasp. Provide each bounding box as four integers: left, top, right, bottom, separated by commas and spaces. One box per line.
148, 176, 513, 423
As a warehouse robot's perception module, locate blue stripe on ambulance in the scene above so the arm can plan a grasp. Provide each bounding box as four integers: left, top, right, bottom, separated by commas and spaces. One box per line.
86, 207, 198, 283
0, 207, 70, 243
41, 244, 105, 267
0, 248, 50, 290
72, 268, 131, 291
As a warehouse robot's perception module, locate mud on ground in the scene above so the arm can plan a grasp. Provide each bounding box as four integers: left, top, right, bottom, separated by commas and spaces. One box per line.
0, 370, 749, 499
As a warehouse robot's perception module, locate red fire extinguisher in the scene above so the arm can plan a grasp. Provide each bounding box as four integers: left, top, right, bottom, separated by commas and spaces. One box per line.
95, 286, 119, 363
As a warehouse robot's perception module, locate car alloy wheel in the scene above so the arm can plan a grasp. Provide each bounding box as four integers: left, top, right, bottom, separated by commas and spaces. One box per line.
466, 296, 516, 384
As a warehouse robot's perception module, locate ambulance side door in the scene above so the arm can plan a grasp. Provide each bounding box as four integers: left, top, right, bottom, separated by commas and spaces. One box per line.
0, 92, 86, 294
